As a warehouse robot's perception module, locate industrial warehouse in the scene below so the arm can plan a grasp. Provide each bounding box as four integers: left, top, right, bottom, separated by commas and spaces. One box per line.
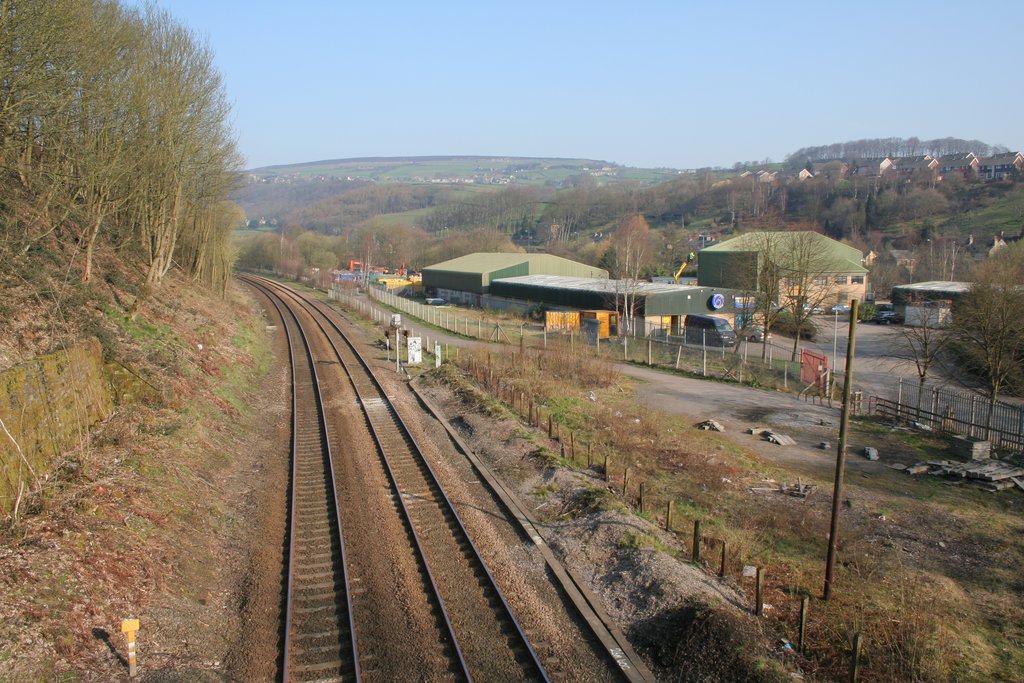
417, 252, 740, 340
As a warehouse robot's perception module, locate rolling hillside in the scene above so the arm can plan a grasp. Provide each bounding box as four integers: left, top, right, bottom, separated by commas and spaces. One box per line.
245, 155, 681, 185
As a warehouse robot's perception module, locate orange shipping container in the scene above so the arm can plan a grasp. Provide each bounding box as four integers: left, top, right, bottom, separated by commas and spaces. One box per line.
581, 310, 618, 338
545, 310, 581, 332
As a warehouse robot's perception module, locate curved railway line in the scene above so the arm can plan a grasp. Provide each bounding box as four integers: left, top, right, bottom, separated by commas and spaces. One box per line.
243, 274, 550, 682
256, 281, 359, 681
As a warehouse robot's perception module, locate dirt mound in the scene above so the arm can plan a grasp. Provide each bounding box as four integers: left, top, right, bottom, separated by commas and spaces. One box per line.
631, 598, 790, 683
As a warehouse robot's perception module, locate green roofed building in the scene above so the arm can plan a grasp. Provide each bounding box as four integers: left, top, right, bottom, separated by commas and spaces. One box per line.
423, 252, 608, 306
698, 231, 868, 307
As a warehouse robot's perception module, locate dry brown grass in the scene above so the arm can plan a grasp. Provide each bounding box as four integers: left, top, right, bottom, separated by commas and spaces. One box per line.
435, 336, 1024, 683
0, 254, 273, 678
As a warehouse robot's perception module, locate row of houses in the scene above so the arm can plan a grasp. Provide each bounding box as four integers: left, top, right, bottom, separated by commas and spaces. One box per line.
745, 152, 1023, 183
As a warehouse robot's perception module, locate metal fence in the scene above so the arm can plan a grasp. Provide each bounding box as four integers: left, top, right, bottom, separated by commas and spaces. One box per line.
872, 378, 1024, 453
342, 285, 849, 398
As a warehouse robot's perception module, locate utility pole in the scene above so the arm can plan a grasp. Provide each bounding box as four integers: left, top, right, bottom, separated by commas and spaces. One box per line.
824, 299, 858, 600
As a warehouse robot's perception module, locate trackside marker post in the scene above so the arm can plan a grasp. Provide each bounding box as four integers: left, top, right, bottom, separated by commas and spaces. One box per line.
121, 618, 139, 677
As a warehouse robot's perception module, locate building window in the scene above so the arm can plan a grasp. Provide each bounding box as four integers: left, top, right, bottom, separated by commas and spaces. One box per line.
852, 275, 865, 285
834, 275, 848, 285
812, 276, 827, 285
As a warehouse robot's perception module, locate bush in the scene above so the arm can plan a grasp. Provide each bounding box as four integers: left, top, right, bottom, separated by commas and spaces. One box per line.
772, 312, 818, 340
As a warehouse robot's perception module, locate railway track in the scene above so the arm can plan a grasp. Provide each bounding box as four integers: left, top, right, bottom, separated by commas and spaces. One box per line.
243, 275, 550, 682
257, 284, 359, 681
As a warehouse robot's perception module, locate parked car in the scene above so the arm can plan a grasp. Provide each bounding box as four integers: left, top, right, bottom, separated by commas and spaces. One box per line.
872, 310, 903, 324
683, 314, 737, 347
829, 304, 851, 315
746, 326, 771, 343
425, 297, 446, 305
802, 304, 825, 315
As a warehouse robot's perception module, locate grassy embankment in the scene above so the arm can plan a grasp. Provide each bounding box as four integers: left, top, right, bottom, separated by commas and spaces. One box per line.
436, 340, 1023, 682
0, 276, 274, 678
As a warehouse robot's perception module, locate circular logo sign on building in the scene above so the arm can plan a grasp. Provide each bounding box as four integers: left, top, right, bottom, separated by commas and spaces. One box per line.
708, 293, 725, 310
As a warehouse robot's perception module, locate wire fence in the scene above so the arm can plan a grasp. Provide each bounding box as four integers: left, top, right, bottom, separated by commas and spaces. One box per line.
872, 378, 1024, 453
333, 284, 864, 405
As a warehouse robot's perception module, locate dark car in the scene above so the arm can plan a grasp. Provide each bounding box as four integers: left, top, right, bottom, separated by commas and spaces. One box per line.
683, 314, 737, 347
872, 310, 903, 324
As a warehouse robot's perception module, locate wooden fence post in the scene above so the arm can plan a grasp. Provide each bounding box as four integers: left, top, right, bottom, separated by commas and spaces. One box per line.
799, 596, 809, 654
666, 501, 674, 531
755, 567, 764, 616
623, 468, 631, 497
719, 541, 727, 577
849, 632, 862, 683
692, 520, 702, 563
639, 482, 646, 514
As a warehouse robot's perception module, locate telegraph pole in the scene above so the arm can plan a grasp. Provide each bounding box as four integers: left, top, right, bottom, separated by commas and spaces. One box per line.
824, 299, 858, 600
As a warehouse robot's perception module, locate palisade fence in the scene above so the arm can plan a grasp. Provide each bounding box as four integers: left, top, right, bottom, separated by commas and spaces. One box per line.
873, 379, 1024, 454
336, 285, 859, 406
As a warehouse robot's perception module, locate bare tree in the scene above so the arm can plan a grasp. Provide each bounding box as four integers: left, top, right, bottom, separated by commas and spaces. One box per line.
71, 1, 142, 283
0, 0, 240, 302
948, 243, 1024, 437
777, 232, 842, 361
893, 307, 950, 420
608, 214, 651, 334
742, 230, 788, 360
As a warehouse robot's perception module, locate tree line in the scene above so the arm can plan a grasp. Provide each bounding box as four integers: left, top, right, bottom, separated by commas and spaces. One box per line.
0, 0, 241, 292
787, 136, 1008, 164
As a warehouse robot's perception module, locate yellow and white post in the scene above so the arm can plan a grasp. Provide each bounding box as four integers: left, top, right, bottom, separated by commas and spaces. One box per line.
120, 618, 139, 677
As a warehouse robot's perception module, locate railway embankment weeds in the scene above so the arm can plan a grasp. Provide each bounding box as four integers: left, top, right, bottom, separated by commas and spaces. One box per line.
1, 273, 277, 679
416, 337, 1024, 683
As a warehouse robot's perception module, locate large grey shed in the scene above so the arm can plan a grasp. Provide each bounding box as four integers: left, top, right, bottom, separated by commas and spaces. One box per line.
422, 253, 608, 305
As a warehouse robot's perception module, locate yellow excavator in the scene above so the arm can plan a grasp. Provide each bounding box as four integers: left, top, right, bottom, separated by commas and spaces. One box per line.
673, 251, 696, 283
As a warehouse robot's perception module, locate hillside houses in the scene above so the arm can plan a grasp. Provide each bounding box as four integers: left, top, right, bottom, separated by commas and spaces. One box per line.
852, 157, 895, 176
979, 152, 1024, 180
747, 149, 1020, 184
939, 153, 980, 178
892, 155, 940, 178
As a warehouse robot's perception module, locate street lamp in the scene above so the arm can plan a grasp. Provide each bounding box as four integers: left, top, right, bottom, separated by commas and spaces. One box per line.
831, 310, 839, 396
832, 310, 839, 372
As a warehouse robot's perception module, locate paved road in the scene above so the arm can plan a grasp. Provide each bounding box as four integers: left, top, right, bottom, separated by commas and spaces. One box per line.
761, 313, 913, 400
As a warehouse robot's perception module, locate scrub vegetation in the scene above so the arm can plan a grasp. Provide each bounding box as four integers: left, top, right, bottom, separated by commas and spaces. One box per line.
433, 338, 1024, 682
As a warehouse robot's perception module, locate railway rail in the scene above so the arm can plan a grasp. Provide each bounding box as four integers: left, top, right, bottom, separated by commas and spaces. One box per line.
256, 283, 359, 681
243, 274, 550, 682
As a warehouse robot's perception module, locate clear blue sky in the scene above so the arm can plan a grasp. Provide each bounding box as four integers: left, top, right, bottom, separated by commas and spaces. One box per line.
138, 1, 1023, 170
